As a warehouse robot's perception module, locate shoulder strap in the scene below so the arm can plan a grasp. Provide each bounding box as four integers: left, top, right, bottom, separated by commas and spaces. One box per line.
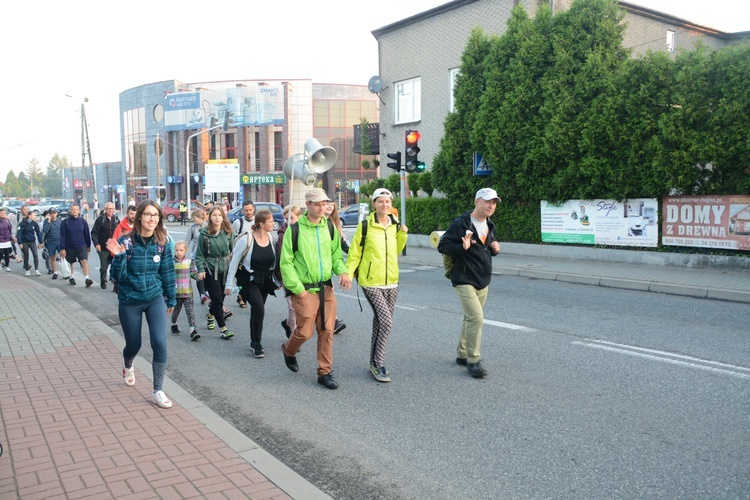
291, 222, 299, 254
239, 218, 244, 234
240, 233, 252, 261
360, 219, 368, 249
291, 220, 334, 254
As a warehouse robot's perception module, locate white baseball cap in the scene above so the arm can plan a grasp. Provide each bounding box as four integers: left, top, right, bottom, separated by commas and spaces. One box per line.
372, 188, 393, 201
475, 188, 501, 202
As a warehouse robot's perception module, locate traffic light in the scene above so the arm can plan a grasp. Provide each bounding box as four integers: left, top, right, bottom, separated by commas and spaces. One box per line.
416, 161, 426, 173
404, 130, 421, 172
386, 151, 402, 171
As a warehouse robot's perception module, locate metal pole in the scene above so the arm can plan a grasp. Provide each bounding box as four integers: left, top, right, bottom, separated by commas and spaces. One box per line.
186, 125, 223, 209
400, 167, 407, 256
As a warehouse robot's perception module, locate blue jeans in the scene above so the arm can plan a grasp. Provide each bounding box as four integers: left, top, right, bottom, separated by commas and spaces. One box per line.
120, 297, 167, 385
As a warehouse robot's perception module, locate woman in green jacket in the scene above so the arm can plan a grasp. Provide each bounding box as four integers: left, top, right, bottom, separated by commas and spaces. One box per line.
346, 188, 408, 383
195, 206, 236, 339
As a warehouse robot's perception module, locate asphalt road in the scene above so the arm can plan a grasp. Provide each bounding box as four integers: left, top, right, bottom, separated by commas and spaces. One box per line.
49, 224, 750, 499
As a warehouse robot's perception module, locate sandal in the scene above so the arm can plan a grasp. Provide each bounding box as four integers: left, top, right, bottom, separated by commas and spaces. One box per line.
220, 329, 234, 340
236, 295, 247, 308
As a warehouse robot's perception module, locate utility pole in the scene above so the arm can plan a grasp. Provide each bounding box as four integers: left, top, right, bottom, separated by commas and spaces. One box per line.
80, 98, 96, 202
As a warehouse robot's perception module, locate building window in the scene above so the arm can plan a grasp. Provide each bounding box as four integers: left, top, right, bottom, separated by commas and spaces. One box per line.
666, 30, 675, 52
449, 68, 460, 113
395, 77, 421, 124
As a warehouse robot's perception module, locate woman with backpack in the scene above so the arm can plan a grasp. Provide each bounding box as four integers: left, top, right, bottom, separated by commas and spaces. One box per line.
195, 206, 236, 339
346, 188, 408, 383
106, 200, 176, 408
225, 210, 279, 358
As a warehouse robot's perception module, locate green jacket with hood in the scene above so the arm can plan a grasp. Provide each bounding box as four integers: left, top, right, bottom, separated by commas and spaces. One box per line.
194, 227, 235, 275
346, 212, 407, 287
280, 213, 347, 295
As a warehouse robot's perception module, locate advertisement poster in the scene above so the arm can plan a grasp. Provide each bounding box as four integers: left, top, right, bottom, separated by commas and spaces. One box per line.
204, 160, 240, 194
164, 86, 284, 131
662, 195, 750, 251
541, 199, 658, 247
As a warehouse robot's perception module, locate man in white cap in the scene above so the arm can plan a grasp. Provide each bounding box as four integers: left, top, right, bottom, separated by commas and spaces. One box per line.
438, 187, 501, 378
280, 187, 352, 389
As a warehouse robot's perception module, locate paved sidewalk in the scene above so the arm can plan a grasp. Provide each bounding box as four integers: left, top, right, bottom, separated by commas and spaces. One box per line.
0, 274, 330, 500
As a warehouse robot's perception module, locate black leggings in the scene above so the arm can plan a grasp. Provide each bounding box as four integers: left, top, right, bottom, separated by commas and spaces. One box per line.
204, 269, 227, 328
0, 248, 11, 268
241, 281, 269, 344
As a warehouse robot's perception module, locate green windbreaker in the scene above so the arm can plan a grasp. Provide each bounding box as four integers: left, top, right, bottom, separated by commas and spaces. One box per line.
280, 213, 347, 295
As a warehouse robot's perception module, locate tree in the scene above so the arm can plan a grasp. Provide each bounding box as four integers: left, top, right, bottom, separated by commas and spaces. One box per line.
25, 157, 44, 198
3, 171, 21, 197
420, 171, 434, 197
407, 173, 421, 196
385, 173, 400, 195
43, 154, 69, 197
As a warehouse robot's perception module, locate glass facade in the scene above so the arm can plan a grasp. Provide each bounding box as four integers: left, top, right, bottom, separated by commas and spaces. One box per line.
123, 107, 147, 194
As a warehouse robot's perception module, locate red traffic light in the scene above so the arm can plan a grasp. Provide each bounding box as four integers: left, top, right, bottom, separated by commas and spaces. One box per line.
406, 130, 421, 145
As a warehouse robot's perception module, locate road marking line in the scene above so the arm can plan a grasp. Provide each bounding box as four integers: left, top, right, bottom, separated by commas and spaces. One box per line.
484, 319, 534, 331
573, 340, 750, 380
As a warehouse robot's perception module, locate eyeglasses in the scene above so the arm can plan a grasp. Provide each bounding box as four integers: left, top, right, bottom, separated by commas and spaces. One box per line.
142, 212, 160, 219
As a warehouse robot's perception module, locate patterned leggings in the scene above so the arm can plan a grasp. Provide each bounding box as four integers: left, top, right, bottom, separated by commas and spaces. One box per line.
171, 297, 196, 328
362, 286, 399, 368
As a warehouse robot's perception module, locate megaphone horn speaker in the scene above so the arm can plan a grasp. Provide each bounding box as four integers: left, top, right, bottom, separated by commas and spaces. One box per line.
283, 154, 316, 186
304, 138, 337, 173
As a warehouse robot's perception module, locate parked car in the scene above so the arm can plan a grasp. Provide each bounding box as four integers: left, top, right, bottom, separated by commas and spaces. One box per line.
227, 202, 285, 230
1, 199, 24, 215
32, 199, 67, 216
55, 201, 74, 219
162, 200, 205, 222
339, 203, 369, 226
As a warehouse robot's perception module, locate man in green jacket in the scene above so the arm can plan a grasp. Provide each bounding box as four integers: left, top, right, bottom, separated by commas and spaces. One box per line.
280, 188, 351, 389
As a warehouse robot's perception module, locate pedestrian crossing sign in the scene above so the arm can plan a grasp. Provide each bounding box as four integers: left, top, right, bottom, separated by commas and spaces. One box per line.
473, 153, 492, 176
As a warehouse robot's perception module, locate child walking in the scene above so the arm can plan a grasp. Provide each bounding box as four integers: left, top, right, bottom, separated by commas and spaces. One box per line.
171, 241, 200, 341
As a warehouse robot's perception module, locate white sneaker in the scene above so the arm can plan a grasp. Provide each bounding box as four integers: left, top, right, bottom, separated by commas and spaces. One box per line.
25, 270, 30, 276
4, 267, 10, 272
123, 363, 135, 386
35, 270, 41, 276
151, 390, 172, 409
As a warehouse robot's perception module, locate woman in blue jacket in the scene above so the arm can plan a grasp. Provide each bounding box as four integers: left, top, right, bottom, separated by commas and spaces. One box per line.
18, 211, 43, 276
107, 200, 176, 409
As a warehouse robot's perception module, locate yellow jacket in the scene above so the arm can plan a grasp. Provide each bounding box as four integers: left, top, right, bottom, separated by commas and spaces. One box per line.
346, 212, 408, 287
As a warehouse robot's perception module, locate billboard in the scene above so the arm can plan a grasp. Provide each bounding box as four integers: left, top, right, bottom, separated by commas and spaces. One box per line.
164, 86, 284, 131
541, 199, 659, 247
662, 195, 750, 251
204, 160, 240, 194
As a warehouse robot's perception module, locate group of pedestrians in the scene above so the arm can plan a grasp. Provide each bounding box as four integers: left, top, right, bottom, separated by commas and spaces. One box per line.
4, 185, 502, 407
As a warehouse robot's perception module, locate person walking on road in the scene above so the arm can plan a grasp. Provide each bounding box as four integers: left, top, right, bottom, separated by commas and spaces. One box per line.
0, 207, 16, 272
185, 209, 209, 305
106, 200, 176, 409
195, 206, 236, 339
225, 210, 279, 358
111, 204, 137, 293
279, 188, 351, 390
276, 205, 302, 339
438, 188, 501, 378
231, 199, 255, 238
171, 240, 200, 341
91, 202, 119, 289
42, 207, 62, 278
324, 201, 348, 335
59, 204, 93, 287
346, 188, 408, 383
18, 210, 44, 276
